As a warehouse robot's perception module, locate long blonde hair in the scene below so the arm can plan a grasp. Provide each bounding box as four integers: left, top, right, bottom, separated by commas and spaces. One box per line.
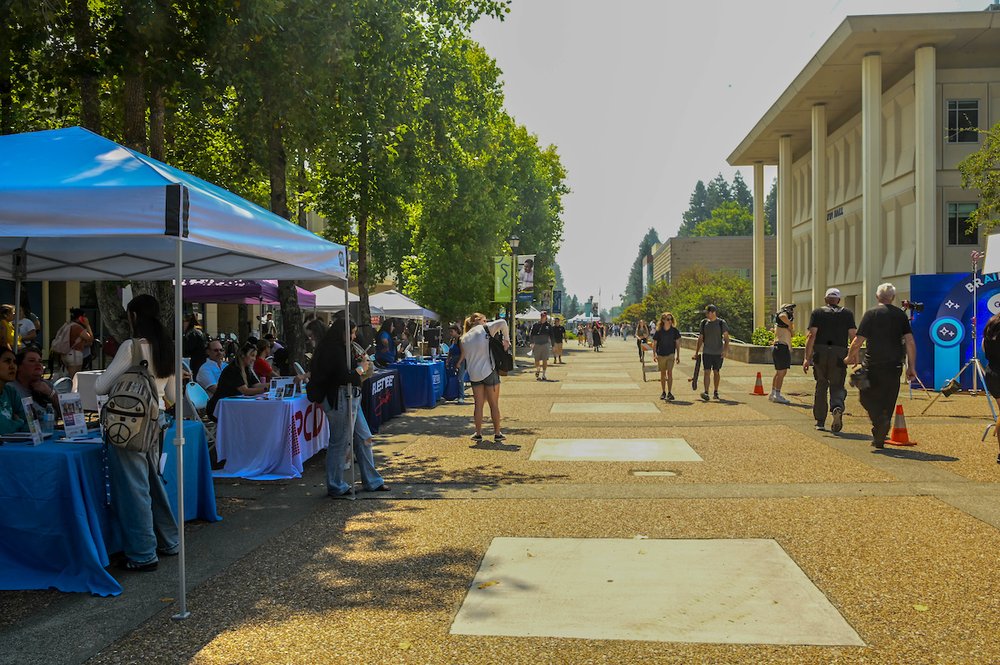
657, 311, 674, 332
463, 312, 486, 333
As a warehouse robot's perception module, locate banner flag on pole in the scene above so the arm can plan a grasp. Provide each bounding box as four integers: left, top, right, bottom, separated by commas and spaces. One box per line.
552, 290, 562, 314
494, 256, 512, 302
517, 254, 535, 303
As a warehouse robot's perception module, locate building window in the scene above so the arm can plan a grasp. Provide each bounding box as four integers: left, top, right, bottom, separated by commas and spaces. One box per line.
947, 202, 979, 245
946, 100, 979, 143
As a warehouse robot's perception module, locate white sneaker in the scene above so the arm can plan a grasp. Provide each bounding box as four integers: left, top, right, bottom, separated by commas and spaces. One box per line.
768, 390, 776, 402
773, 393, 791, 405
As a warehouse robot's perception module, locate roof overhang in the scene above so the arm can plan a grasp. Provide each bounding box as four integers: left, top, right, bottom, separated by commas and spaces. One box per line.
728, 10, 1000, 166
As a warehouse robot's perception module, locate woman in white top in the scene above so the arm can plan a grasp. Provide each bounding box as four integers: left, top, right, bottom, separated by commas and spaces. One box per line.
94, 294, 178, 572
458, 312, 510, 443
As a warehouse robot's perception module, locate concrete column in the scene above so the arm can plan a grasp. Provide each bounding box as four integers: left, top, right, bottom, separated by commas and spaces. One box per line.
914, 45, 937, 275
777, 135, 793, 306
753, 162, 766, 328
811, 104, 827, 311
205, 303, 219, 338
862, 53, 882, 312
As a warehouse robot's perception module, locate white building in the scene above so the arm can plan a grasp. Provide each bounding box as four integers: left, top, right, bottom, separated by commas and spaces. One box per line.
728, 8, 1000, 322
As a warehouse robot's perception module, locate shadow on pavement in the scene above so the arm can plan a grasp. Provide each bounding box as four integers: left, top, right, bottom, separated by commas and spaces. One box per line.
874, 448, 960, 462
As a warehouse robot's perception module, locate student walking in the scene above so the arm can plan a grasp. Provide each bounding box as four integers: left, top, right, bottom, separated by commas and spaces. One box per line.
652, 312, 682, 401
694, 304, 730, 401
529, 311, 555, 380
803, 288, 856, 432
551, 317, 566, 364
459, 312, 511, 443
636, 319, 650, 362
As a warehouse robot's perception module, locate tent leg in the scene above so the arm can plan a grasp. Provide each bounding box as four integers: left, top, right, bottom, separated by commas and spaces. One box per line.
345, 266, 356, 499
172, 238, 191, 621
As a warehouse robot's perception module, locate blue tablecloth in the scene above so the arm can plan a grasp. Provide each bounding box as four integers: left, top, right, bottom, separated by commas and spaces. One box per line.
361, 369, 405, 433
0, 421, 218, 597
391, 359, 445, 408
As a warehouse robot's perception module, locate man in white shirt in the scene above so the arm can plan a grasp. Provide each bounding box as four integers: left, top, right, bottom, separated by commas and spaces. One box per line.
196, 340, 227, 396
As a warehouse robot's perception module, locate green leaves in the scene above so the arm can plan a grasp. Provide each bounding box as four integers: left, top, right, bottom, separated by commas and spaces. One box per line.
958, 122, 1000, 233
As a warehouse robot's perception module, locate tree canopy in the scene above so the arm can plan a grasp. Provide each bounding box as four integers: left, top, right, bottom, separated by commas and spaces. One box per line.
959, 122, 1000, 233
3, 1, 568, 357
622, 228, 660, 307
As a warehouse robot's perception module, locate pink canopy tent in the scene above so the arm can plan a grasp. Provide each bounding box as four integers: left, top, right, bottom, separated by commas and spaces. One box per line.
182, 279, 315, 307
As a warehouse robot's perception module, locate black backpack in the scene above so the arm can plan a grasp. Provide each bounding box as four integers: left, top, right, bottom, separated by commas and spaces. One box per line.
483, 325, 514, 373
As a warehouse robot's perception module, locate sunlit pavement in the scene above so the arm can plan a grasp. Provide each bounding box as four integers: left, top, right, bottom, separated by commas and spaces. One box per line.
7, 337, 1000, 664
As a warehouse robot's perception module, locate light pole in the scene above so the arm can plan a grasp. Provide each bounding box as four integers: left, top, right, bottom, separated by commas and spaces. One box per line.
509, 234, 520, 369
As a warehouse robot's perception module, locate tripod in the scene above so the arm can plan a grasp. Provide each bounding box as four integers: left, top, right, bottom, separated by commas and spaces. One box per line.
921, 252, 998, 441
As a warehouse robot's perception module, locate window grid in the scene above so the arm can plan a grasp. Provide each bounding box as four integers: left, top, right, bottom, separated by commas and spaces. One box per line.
947, 202, 979, 246
946, 100, 979, 143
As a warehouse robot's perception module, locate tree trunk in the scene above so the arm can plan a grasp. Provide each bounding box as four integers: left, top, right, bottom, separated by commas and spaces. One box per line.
265, 108, 306, 366
0, 40, 12, 135
356, 134, 373, 341
96, 283, 131, 344
149, 83, 165, 160
70, 0, 101, 134
122, 0, 146, 153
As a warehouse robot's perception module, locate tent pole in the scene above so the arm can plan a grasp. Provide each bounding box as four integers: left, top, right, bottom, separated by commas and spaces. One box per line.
346, 260, 355, 499
172, 238, 190, 620
13, 245, 26, 350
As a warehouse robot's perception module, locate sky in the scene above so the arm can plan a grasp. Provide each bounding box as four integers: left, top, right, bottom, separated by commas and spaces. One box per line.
471, 0, 989, 309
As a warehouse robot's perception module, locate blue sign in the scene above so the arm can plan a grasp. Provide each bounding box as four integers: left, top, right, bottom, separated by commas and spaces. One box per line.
911, 272, 1000, 389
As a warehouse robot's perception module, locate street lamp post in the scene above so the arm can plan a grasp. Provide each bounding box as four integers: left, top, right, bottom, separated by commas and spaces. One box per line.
509, 234, 520, 369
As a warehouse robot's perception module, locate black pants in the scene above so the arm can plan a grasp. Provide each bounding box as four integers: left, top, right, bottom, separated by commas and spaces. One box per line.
812, 348, 847, 424
858, 363, 902, 443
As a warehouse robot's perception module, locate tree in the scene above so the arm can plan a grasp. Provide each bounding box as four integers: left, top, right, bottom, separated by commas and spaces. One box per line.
958, 122, 1000, 232
640, 267, 754, 341
623, 228, 660, 306
732, 171, 753, 211
764, 178, 777, 235
705, 173, 732, 212
678, 180, 710, 237
691, 201, 753, 237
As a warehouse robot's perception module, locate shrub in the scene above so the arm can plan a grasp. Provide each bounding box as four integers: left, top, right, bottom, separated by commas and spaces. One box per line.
791, 332, 807, 348
751, 327, 775, 346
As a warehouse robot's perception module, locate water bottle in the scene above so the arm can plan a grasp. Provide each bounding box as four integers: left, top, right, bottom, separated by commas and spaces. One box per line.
42, 404, 55, 437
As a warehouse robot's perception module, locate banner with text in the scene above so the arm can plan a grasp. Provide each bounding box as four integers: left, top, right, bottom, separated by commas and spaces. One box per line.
517, 254, 535, 302
494, 255, 513, 302
552, 290, 562, 314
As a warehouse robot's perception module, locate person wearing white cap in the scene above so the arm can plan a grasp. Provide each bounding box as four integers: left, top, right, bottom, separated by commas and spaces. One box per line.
803, 287, 857, 432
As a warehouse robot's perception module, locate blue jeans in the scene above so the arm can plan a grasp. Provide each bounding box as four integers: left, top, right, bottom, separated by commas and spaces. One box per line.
352, 406, 385, 491
323, 386, 355, 495
106, 444, 179, 564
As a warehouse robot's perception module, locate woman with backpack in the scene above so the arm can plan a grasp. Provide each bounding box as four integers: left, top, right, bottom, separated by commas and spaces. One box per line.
51, 307, 93, 378
94, 294, 178, 572
458, 312, 510, 443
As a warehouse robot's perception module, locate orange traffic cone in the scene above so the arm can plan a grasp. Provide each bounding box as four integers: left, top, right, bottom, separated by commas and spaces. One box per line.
750, 372, 766, 396
887, 405, 917, 446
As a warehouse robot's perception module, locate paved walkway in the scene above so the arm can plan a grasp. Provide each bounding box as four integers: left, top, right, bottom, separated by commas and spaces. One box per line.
4, 337, 1000, 663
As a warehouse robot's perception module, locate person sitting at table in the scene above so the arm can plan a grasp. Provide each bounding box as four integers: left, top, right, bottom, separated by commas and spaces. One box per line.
397, 329, 414, 358
13, 346, 60, 418
253, 339, 274, 383
0, 346, 29, 434
196, 339, 228, 397
375, 320, 396, 366
94, 294, 178, 573
206, 341, 268, 419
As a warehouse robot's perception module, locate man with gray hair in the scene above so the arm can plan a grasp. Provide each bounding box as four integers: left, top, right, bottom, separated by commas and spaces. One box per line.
845, 283, 916, 448
804, 288, 856, 432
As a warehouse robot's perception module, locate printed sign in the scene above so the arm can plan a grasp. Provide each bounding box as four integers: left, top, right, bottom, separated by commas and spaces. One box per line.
517, 254, 535, 302
58, 392, 88, 438
494, 255, 513, 302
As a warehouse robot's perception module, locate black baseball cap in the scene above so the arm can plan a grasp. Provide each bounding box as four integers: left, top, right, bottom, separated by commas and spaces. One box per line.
705, 304, 718, 312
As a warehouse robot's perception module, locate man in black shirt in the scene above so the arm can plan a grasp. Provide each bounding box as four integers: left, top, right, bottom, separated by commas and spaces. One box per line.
845, 283, 916, 448
804, 288, 857, 432
551, 317, 566, 365
529, 311, 555, 381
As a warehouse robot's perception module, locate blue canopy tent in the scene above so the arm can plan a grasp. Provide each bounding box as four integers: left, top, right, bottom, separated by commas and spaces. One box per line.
0, 126, 352, 614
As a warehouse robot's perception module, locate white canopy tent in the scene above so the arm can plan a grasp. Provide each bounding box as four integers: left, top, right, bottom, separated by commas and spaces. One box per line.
567, 314, 601, 324
312, 283, 383, 316
517, 306, 543, 322
368, 289, 440, 320
0, 127, 351, 616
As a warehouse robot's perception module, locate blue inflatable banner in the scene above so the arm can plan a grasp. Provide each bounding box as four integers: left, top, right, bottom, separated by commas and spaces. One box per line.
911, 272, 1000, 390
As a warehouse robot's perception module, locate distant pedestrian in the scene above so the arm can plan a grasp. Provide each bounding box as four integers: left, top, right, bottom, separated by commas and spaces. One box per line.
769, 304, 795, 404
845, 283, 916, 449
592, 321, 603, 351
459, 312, 511, 443
529, 311, 554, 380
183, 314, 208, 379
694, 304, 730, 401
444, 324, 467, 404
636, 319, 650, 362
551, 317, 566, 364
652, 311, 681, 401
803, 288, 856, 432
